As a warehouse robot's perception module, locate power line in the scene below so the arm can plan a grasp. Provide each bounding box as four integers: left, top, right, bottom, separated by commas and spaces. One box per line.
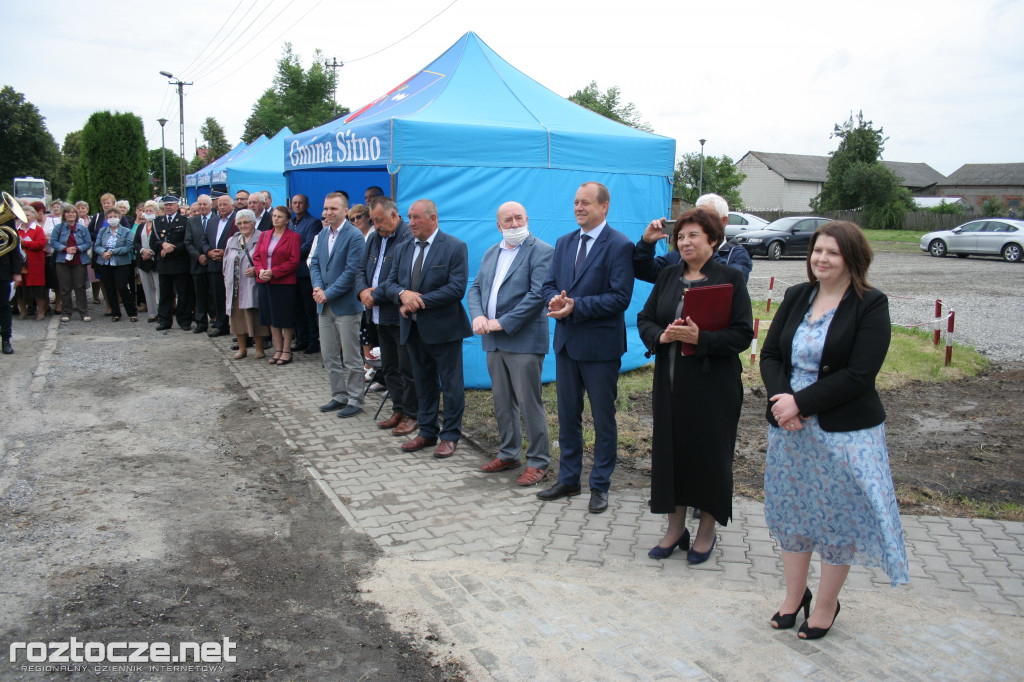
191, 0, 324, 94
177, 0, 251, 80
188, 0, 282, 82
345, 0, 459, 63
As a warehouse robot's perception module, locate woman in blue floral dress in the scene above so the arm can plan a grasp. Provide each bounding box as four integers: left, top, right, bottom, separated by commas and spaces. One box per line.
760, 221, 908, 640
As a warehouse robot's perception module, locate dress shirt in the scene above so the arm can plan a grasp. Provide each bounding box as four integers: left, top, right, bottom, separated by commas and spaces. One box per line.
370, 234, 391, 324
576, 221, 606, 262
408, 230, 438, 282
486, 241, 522, 319
215, 215, 230, 245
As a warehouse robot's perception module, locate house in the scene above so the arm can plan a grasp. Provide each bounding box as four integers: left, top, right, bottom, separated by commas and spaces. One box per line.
935, 164, 1024, 216
735, 151, 946, 212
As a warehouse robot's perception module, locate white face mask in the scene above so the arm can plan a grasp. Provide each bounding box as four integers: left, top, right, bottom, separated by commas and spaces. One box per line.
502, 226, 529, 247
144, 213, 156, 221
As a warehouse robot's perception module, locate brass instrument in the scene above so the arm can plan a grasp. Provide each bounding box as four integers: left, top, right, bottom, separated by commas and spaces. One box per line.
0, 192, 26, 258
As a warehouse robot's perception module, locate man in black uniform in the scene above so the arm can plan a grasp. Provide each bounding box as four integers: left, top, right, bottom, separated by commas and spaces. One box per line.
153, 196, 193, 331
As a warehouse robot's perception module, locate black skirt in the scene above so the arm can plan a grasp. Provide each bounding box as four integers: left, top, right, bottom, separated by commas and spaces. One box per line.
256, 283, 297, 329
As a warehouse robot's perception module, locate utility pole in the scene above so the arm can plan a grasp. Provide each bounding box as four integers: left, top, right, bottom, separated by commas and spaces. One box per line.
324, 57, 344, 109
160, 71, 192, 196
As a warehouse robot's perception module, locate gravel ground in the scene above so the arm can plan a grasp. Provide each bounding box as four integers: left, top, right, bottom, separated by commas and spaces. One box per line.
744, 251, 1024, 363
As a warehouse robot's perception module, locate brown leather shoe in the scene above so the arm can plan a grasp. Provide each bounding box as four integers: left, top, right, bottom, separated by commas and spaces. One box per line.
516, 467, 548, 486
433, 440, 457, 459
392, 417, 418, 436
401, 435, 437, 452
480, 457, 521, 473
377, 412, 403, 430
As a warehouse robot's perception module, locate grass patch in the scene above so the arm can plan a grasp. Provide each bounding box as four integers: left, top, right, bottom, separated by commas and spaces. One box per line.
896, 486, 1024, 522
861, 228, 929, 254
463, 301, 985, 466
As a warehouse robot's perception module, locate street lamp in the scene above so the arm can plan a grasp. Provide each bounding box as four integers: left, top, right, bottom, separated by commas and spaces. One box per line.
698, 138, 707, 198
159, 71, 192, 196
157, 118, 168, 197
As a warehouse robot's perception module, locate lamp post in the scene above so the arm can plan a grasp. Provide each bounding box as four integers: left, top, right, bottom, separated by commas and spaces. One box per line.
157, 118, 168, 197
159, 71, 192, 196
698, 138, 707, 198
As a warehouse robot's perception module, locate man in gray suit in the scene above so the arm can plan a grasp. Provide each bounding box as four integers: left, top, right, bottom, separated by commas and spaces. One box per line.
468, 201, 554, 486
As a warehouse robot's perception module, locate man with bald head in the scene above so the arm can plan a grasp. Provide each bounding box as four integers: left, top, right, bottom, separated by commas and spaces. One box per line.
468, 201, 554, 485
382, 199, 472, 458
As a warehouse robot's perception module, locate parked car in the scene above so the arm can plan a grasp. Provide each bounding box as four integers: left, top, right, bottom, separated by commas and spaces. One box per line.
731, 216, 832, 259
920, 219, 1024, 262
724, 211, 769, 238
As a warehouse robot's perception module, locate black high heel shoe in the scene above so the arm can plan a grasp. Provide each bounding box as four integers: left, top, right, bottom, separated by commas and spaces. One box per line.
770, 587, 812, 630
799, 600, 840, 640
648, 529, 690, 559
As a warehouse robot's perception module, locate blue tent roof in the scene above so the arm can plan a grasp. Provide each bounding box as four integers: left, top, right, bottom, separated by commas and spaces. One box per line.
286, 32, 674, 176
226, 128, 291, 207
186, 141, 249, 187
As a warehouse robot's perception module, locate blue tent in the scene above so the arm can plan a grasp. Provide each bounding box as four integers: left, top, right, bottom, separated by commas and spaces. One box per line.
285, 32, 675, 388
224, 128, 291, 208
185, 141, 249, 203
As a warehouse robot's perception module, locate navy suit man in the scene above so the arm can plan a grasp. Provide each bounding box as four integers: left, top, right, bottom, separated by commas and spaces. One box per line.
184, 194, 215, 333
290, 194, 322, 353
633, 193, 752, 284
538, 182, 635, 513
468, 201, 554, 486
201, 195, 236, 336
382, 199, 472, 458
358, 197, 418, 435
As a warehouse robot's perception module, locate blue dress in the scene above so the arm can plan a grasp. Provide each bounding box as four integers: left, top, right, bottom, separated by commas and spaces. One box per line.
764, 306, 909, 586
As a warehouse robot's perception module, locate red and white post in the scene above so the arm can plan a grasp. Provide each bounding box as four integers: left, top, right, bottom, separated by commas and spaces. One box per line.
766, 277, 775, 313
945, 310, 956, 366
934, 299, 942, 346
750, 318, 760, 365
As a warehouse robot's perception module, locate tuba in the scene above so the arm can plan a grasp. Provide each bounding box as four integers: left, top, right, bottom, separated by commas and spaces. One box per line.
0, 191, 27, 258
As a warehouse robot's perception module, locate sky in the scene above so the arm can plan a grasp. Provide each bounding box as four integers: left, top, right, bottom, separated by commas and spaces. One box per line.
5, 0, 1023, 178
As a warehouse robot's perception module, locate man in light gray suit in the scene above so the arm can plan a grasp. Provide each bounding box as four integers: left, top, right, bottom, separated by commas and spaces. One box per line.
468, 201, 554, 486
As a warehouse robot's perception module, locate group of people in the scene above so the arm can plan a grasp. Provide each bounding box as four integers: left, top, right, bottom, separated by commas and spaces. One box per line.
0, 180, 909, 640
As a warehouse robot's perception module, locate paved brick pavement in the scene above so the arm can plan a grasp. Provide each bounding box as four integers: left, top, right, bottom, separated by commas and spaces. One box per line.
218, 338, 1024, 680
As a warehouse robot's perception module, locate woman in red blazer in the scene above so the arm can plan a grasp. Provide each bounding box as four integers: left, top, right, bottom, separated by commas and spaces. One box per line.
252, 205, 301, 365
16, 205, 50, 319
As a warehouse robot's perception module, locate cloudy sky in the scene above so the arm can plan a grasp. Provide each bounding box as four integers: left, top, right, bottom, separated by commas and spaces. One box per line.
6, 0, 1022, 177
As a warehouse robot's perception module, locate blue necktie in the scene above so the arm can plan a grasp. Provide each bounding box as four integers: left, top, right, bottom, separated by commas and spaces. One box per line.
574, 233, 591, 278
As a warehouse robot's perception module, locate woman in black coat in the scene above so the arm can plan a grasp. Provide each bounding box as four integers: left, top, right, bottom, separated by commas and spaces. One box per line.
760, 221, 907, 640
637, 208, 753, 564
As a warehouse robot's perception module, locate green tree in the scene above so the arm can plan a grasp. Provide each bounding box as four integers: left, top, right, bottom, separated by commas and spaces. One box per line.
149, 147, 182, 194
981, 197, 1006, 217
0, 85, 60, 193
79, 111, 150, 208
672, 153, 745, 207
568, 81, 654, 132
55, 130, 82, 201
242, 44, 348, 143
927, 199, 966, 215
813, 111, 913, 229
187, 153, 207, 174
200, 117, 231, 162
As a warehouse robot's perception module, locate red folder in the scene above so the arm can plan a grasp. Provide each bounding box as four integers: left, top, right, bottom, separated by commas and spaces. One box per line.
680, 283, 733, 356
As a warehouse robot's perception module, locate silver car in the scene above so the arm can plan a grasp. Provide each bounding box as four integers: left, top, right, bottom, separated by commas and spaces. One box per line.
724, 211, 769, 238
920, 219, 1024, 262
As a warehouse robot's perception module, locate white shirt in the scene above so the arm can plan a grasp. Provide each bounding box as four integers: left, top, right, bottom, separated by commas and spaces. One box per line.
408, 230, 438, 281
486, 241, 521, 319
576, 221, 606, 262
215, 214, 231, 246
370, 234, 391, 324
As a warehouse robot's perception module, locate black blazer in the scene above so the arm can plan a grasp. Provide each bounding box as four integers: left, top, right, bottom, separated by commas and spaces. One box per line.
760, 281, 890, 432
359, 219, 412, 326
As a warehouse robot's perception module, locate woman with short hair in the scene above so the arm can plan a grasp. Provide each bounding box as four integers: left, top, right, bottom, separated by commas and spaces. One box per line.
14, 205, 49, 320
49, 203, 93, 322
252, 205, 300, 365
94, 208, 138, 321
223, 210, 267, 359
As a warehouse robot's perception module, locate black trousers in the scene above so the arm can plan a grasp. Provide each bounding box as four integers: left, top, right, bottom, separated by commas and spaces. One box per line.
377, 322, 418, 417
294, 276, 318, 346
158, 272, 194, 328
192, 271, 212, 329
98, 264, 138, 317
208, 270, 229, 332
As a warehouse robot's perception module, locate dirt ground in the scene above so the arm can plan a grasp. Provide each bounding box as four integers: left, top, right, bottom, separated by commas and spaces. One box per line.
0, 318, 464, 681
465, 363, 1024, 521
